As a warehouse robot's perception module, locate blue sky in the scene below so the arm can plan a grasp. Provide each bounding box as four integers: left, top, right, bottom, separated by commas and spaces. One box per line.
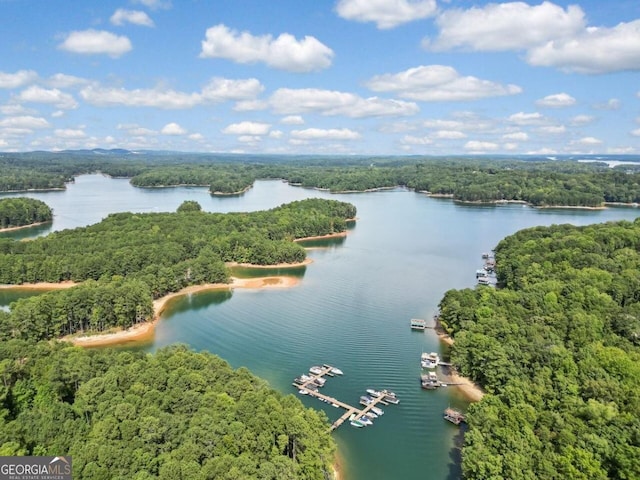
1, 0, 640, 156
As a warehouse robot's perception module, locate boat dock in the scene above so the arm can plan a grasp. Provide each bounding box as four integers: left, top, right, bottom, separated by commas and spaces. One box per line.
292, 364, 398, 431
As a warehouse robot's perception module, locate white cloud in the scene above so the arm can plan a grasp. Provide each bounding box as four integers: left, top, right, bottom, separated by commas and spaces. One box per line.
528, 147, 558, 155
527, 19, 640, 74
433, 130, 466, 139
201, 77, 264, 102
0, 104, 33, 116
0, 70, 38, 89
269, 88, 418, 118
188, 133, 204, 141
58, 30, 132, 58
365, 65, 521, 101
0, 115, 50, 129
631, 128, 640, 137
233, 100, 268, 112
593, 98, 620, 110
503, 142, 519, 151
161, 123, 186, 135
464, 140, 499, 151
536, 92, 576, 108
401, 135, 433, 145
291, 128, 361, 140
17, 86, 78, 109
508, 112, 545, 125
54, 128, 86, 139
80, 85, 200, 108
335, 0, 437, 29
133, 0, 171, 10
110, 9, 155, 27
238, 135, 262, 144
200, 24, 334, 72
538, 125, 566, 134
572, 136, 602, 145
428, 2, 585, 51
570, 114, 595, 126
503, 131, 529, 141
51, 111, 65, 118
280, 115, 305, 125
222, 121, 271, 135
269, 130, 284, 139
47, 73, 89, 88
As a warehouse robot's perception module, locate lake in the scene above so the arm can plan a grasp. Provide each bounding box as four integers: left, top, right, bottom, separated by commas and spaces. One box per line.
2, 174, 639, 479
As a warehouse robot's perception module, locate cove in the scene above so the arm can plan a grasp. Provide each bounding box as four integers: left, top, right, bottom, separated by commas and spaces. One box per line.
2, 174, 640, 480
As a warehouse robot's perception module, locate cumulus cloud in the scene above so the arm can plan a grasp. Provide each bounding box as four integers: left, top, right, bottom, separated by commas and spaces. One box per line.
17, 86, 78, 109
0, 70, 38, 89
536, 93, 576, 108
571, 136, 602, 145
401, 135, 433, 145
133, 0, 171, 10
201, 77, 264, 102
464, 140, 499, 151
365, 65, 521, 101
54, 128, 86, 139
200, 24, 334, 72
58, 30, 132, 58
433, 130, 466, 139
47, 73, 89, 88
538, 125, 566, 134
280, 115, 305, 125
222, 121, 271, 136
631, 128, 640, 137
0, 115, 50, 129
527, 19, 640, 73
110, 9, 155, 27
269, 88, 419, 117
80, 77, 262, 109
593, 98, 621, 110
290, 128, 360, 140
161, 123, 186, 135
503, 131, 529, 141
570, 114, 595, 126
427, 2, 585, 51
508, 112, 546, 125
335, 0, 437, 29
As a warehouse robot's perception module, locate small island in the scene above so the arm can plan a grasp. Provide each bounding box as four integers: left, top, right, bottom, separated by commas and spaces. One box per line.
0, 197, 53, 232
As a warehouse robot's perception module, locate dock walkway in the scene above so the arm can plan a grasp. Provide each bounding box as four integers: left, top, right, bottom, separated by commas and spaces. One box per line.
292, 365, 395, 431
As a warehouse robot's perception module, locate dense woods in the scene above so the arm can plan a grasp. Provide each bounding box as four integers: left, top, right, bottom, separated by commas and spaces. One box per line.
0, 342, 336, 479
0, 198, 355, 340
0, 197, 52, 229
2, 152, 640, 207
438, 219, 640, 479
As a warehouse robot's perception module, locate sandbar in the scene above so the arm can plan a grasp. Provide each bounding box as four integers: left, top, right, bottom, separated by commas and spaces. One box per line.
68, 275, 299, 347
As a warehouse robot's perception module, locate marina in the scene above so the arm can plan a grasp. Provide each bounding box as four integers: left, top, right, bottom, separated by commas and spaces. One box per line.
292, 365, 399, 431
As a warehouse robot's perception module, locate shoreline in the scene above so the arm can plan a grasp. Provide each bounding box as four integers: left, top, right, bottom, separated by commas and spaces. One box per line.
67, 276, 300, 347
0, 281, 78, 290
435, 323, 486, 402
227, 258, 313, 269
295, 231, 348, 242
0, 220, 52, 233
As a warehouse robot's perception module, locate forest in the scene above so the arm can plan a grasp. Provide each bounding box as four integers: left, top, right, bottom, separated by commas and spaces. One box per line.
2, 151, 640, 206
437, 218, 640, 479
0, 198, 355, 340
0, 341, 336, 479
0, 197, 52, 229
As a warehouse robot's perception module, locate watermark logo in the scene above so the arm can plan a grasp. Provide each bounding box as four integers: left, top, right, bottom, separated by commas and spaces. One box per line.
0, 456, 72, 480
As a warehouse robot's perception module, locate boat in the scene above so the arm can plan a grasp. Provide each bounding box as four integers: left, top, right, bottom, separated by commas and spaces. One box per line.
360, 395, 373, 404
444, 408, 465, 425
410, 318, 427, 330
294, 374, 312, 384
312, 377, 326, 387
381, 390, 399, 404
371, 406, 384, 416
421, 352, 440, 369
309, 366, 323, 375
358, 415, 373, 426
421, 373, 440, 390
365, 411, 378, 419
298, 389, 309, 395
366, 388, 382, 398
349, 413, 365, 428
323, 364, 344, 375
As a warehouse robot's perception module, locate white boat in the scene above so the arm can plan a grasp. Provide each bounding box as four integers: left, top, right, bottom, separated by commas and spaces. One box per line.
330, 367, 343, 375
371, 406, 384, 416
298, 389, 309, 395
421, 352, 439, 369
360, 395, 373, 404
366, 388, 382, 397
358, 415, 373, 426
365, 411, 378, 419
294, 374, 312, 384
309, 366, 323, 375
312, 377, 326, 387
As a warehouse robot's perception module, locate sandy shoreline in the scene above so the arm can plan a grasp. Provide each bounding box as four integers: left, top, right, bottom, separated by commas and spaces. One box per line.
227, 258, 313, 268
435, 327, 486, 402
0, 281, 78, 290
0, 221, 51, 233
67, 276, 300, 347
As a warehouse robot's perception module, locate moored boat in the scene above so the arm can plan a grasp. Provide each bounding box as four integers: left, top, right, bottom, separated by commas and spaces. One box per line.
371, 406, 384, 416
444, 408, 465, 425
360, 395, 373, 404
298, 389, 309, 395
309, 366, 323, 375
366, 388, 382, 397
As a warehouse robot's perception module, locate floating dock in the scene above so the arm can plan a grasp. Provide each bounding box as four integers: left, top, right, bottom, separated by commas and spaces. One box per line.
292, 365, 398, 431
410, 318, 427, 330
444, 408, 466, 425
